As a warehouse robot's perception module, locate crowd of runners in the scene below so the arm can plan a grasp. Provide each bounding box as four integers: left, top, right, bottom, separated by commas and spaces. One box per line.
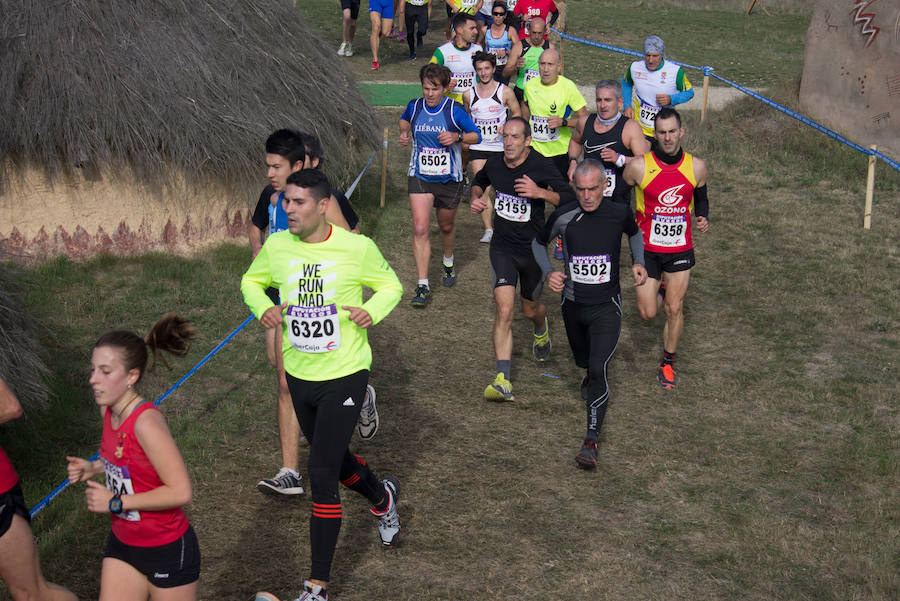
0, 4, 711, 601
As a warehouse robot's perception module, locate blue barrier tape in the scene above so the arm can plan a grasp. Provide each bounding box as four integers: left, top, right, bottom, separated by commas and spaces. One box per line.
550, 28, 703, 70
710, 72, 900, 173
551, 28, 900, 173
28, 315, 256, 518
345, 149, 379, 199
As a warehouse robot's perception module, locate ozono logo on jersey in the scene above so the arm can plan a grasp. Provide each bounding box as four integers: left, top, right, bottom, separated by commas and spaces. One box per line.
549, 101, 558, 113
658, 184, 685, 207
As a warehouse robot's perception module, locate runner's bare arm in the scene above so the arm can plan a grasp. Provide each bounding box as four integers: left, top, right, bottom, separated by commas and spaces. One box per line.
504, 85, 521, 117
399, 119, 411, 147
0, 377, 22, 425
622, 155, 644, 186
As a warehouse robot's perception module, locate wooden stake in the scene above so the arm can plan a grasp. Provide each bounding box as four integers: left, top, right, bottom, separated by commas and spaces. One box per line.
701, 73, 710, 124
559, 36, 565, 75
746, 0, 758, 15
380, 127, 388, 209
864, 145, 876, 230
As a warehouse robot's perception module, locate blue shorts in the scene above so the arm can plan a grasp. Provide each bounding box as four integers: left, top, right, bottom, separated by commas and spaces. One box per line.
369, 0, 394, 19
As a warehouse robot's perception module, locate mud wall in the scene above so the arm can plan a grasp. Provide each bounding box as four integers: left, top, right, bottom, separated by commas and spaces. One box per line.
0, 165, 251, 260
799, 1, 900, 161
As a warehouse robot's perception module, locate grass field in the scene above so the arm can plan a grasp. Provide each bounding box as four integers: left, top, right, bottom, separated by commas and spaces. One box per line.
3, 1, 900, 600
299, 0, 811, 90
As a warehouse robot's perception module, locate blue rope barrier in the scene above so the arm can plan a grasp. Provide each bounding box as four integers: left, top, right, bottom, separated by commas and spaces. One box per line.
551, 28, 900, 173
345, 148, 379, 199
28, 315, 255, 518
550, 28, 703, 71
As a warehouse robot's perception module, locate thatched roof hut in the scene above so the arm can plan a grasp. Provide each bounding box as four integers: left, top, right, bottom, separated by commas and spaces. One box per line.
0, 0, 380, 258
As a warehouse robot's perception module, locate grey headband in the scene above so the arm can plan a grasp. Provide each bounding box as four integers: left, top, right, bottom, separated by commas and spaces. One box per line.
643, 35, 665, 55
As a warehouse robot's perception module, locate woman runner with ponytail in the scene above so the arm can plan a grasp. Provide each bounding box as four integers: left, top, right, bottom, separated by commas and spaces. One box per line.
66, 313, 201, 601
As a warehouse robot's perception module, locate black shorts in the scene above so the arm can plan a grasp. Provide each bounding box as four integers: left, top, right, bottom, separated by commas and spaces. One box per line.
469, 148, 502, 162
489, 237, 544, 301
644, 249, 696, 280
265, 286, 280, 305
340, 0, 361, 20
0, 482, 30, 537
408, 176, 464, 210
104, 526, 201, 588
513, 85, 525, 104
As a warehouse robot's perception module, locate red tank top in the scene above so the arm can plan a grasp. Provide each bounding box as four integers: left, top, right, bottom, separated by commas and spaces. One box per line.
0, 446, 18, 493
100, 403, 189, 547
634, 151, 697, 254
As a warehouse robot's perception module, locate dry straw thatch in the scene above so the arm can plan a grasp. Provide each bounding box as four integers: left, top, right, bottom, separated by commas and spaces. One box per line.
0, 262, 49, 411
0, 0, 380, 192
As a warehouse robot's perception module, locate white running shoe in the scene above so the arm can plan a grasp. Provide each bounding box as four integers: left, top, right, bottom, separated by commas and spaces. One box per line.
344, 43, 354, 57
357, 384, 379, 440
293, 580, 327, 601
370, 476, 401, 547
480, 229, 493, 243
337, 42, 347, 56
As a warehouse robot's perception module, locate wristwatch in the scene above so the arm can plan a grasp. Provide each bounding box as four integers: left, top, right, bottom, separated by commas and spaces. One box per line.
109, 495, 124, 514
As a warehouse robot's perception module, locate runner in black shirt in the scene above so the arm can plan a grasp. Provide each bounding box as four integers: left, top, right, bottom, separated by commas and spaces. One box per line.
470, 117, 575, 401
536, 158, 647, 468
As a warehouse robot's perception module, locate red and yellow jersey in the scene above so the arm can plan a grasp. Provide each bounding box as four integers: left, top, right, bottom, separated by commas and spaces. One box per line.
635, 152, 697, 253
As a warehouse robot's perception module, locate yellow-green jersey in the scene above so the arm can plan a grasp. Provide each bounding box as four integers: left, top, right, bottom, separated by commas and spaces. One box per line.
241, 225, 403, 381
523, 74, 586, 158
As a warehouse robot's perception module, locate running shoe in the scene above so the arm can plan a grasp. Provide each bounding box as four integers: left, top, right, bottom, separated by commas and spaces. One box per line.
357, 384, 379, 440
397, 31, 406, 41
484, 372, 514, 402
479, 229, 493, 243
257, 467, 304, 496
410, 284, 431, 307
575, 439, 598, 470
344, 43, 354, 56
532, 317, 551, 361
657, 364, 677, 389
406, 51, 417, 61
554, 236, 564, 260
293, 581, 327, 601
441, 264, 456, 287
337, 42, 347, 56
371, 59, 380, 70
371, 476, 401, 547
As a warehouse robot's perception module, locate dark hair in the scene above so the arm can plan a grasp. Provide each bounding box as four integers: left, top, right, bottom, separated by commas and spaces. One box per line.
94, 313, 197, 384
472, 51, 497, 69
505, 116, 531, 138
491, 0, 507, 12
286, 168, 330, 201
654, 107, 682, 129
452, 11, 476, 32
265, 129, 306, 167
420, 63, 452, 87
299, 132, 324, 168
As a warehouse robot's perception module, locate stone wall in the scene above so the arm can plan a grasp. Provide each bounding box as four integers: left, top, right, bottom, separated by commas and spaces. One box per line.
799, 1, 900, 161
